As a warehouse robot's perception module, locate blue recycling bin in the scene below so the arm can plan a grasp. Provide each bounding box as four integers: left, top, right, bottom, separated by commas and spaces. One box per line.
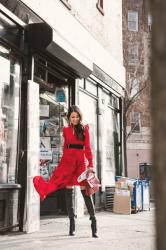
142, 180, 150, 211
131, 180, 142, 213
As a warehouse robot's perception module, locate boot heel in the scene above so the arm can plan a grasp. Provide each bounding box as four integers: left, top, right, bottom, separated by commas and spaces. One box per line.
91, 218, 98, 238
65, 189, 75, 236
81, 190, 98, 238
69, 217, 75, 236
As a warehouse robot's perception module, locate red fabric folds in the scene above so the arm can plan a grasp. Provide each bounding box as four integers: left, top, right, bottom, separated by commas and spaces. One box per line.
33, 124, 93, 200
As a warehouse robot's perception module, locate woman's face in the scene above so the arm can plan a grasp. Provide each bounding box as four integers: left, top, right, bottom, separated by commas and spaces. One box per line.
69, 111, 80, 126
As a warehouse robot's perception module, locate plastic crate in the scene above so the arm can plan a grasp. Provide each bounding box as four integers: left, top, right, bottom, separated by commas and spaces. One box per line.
142, 180, 150, 211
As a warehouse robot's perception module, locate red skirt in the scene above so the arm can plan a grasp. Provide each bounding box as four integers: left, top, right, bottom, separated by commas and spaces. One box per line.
33, 149, 86, 200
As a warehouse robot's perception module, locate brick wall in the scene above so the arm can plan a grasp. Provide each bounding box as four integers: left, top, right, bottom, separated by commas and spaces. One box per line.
69, 0, 123, 64
123, 0, 151, 132
123, 0, 152, 176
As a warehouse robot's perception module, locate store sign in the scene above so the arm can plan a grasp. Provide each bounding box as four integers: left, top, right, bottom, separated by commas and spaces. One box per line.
55, 88, 66, 102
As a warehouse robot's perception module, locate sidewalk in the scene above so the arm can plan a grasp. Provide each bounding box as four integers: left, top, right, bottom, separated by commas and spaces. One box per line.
0, 209, 155, 250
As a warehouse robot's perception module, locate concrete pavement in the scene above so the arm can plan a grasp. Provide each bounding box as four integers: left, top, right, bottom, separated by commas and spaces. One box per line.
0, 209, 155, 250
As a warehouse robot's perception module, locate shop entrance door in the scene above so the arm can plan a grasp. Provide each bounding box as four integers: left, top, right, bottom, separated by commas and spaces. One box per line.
39, 87, 69, 216
33, 53, 75, 216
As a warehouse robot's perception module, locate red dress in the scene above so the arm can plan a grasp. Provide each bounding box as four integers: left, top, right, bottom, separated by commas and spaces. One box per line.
33, 124, 93, 200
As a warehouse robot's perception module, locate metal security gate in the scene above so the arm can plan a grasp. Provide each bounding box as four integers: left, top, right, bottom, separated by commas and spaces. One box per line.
105, 186, 115, 211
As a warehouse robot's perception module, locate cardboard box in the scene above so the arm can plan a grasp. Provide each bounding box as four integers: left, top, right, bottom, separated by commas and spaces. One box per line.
115, 188, 130, 196
113, 193, 131, 215
115, 177, 128, 189
115, 182, 124, 189
119, 177, 128, 182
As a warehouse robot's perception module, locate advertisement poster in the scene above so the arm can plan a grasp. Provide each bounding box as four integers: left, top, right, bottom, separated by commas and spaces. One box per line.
40, 118, 59, 136
40, 104, 49, 117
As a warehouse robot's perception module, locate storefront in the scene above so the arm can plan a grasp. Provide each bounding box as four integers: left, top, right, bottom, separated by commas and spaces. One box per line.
0, 5, 80, 232
0, 1, 125, 232
0, 10, 24, 231
25, 21, 93, 222
78, 75, 123, 209
32, 53, 76, 216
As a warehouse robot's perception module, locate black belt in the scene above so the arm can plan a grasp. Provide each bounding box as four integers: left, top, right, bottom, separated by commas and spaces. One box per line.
67, 144, 84, 149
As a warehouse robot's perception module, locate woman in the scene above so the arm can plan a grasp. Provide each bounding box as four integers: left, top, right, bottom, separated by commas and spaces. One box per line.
33, 105, 98, 238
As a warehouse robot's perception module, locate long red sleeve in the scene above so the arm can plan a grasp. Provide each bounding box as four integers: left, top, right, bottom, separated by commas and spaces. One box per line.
84, 124, 93, 168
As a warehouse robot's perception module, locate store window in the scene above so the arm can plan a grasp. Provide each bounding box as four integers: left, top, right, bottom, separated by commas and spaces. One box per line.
39, 89, 69, 180
79, 91, 98, 171
86, 79, 97, 96
102, 90, 120, 184
110, 94, 119, 109
0, 44, 21, 183
79, 79, 85, 89
34, 54, 71, 181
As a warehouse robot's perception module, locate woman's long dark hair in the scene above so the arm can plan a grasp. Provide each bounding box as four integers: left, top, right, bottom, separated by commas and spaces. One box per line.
67, 105, 85, 141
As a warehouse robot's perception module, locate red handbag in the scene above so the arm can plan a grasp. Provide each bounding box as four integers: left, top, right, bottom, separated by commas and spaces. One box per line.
85, 172, 100, 196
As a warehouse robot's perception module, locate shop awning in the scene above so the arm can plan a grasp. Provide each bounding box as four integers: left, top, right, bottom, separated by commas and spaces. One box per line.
27, 23, 93, 78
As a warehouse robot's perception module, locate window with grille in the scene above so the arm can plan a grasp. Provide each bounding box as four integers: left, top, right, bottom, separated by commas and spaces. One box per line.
128, 44, 139, 65
130, 79, 139, 97
131, 112, 141, 132
128, 11, 138, 31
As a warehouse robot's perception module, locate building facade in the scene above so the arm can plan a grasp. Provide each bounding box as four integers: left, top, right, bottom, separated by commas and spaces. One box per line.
0, 0, 125, 232
122, 0, 152, 178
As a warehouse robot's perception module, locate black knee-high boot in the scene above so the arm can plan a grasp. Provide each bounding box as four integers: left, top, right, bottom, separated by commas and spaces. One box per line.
81, 190, 98, 238
65, 188, 75, 236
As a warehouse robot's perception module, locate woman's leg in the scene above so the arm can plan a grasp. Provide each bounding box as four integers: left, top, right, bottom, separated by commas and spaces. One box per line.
80, 186, 98, 238
65, 186, 75, 236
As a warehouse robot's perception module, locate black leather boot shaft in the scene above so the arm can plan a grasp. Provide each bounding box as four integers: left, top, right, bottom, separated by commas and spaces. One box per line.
65, 188, 75, 218
69, 217, 75, 236
91, 217, 98, 238
81, 190, 98, 238
81, 190, 95, 217
65, 188, 75, 236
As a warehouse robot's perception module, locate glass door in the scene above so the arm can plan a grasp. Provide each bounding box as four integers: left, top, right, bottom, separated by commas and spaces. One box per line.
79, 91, 98, 173
102, 91, 120, 186
33, 54, 72, 215
39, 87, 69, 215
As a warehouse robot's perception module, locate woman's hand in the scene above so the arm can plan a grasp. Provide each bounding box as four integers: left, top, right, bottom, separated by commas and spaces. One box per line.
87, 167, 95, 173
